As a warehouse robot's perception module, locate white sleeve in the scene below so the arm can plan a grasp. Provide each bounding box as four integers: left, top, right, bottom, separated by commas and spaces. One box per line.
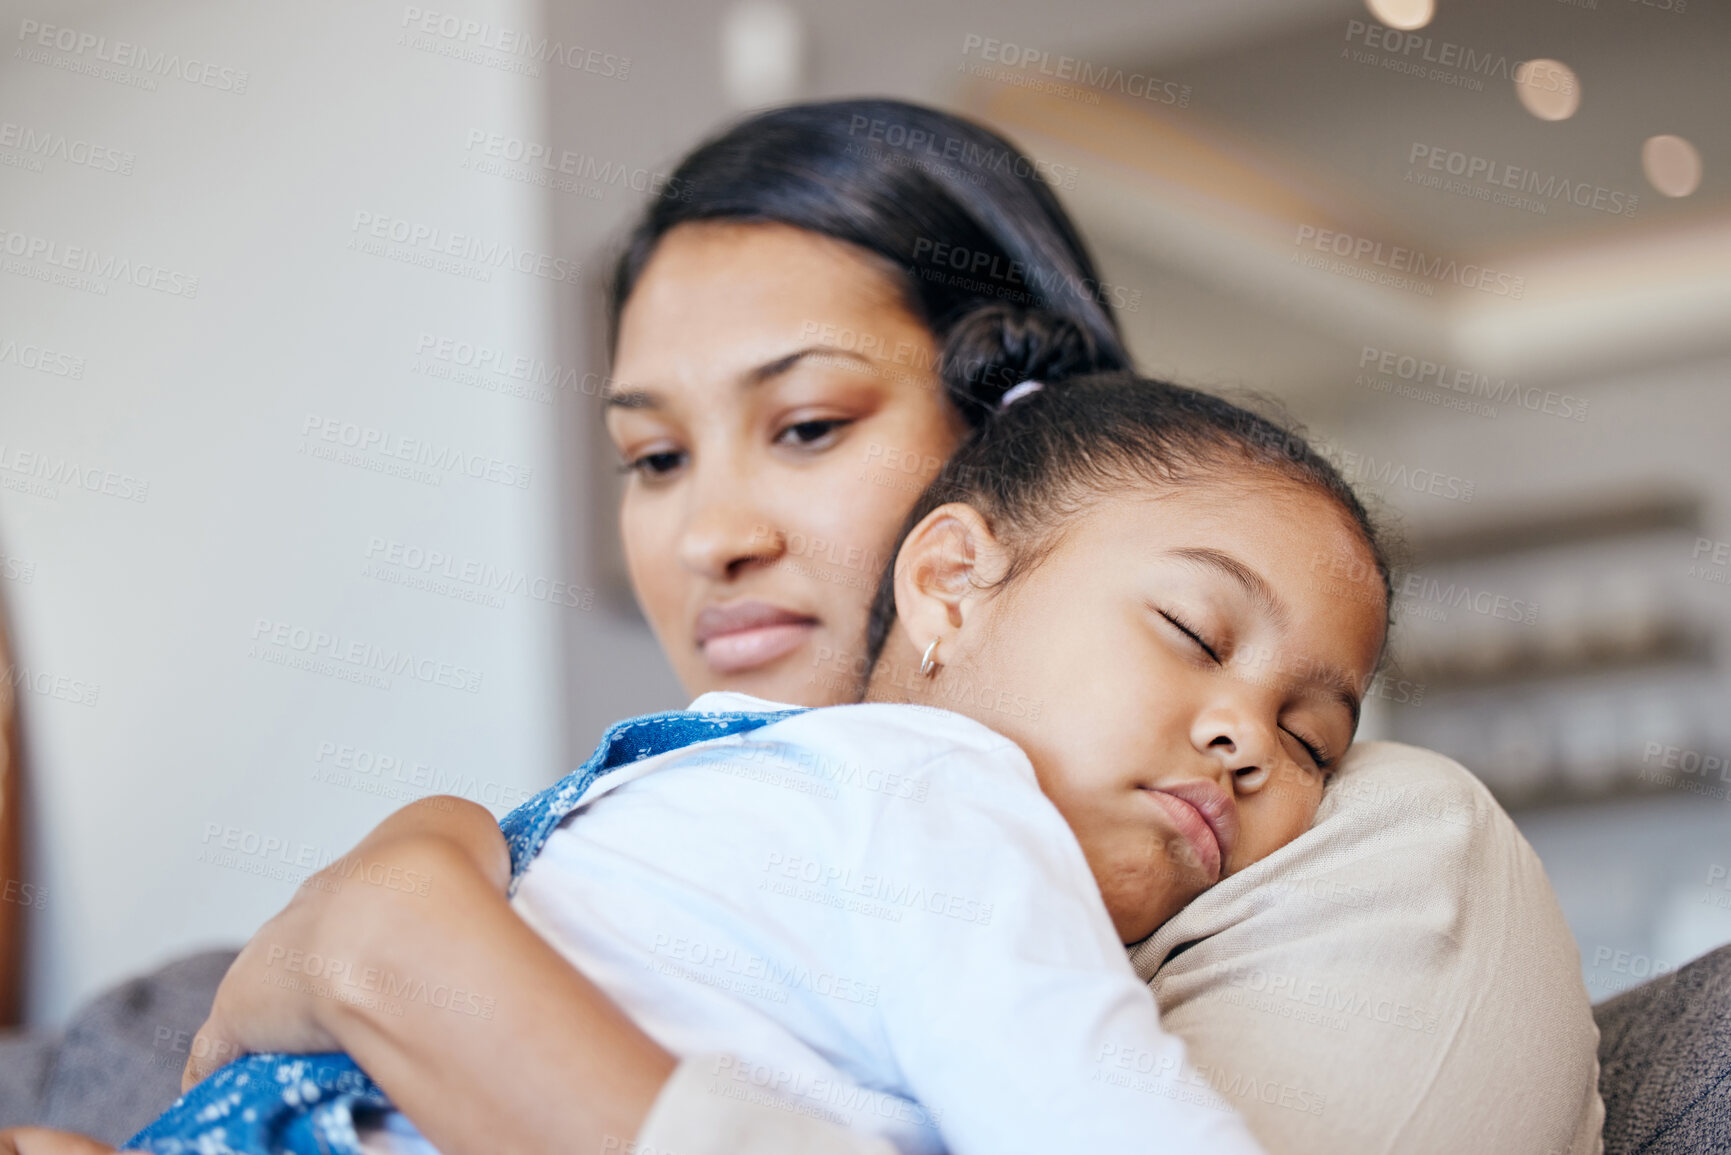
867, 751, 1271, 1155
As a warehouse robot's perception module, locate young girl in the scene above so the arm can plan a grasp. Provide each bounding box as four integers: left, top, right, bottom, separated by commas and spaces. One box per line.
121, 335, 1390, 1155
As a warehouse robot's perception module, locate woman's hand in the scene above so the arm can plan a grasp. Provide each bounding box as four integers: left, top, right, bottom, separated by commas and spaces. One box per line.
183, 791, 678, 1155
180, 873, 349, 1088
183, 796, 510, 1090
0, 1127, 135, 1155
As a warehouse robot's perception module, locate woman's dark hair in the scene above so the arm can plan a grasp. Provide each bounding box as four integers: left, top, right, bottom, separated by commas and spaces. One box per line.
608, 98, 1131, 425
863, 306, 1395, 667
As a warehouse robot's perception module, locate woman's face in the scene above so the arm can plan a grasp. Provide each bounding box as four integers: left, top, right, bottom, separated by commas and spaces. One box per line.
607, 222, 968, 706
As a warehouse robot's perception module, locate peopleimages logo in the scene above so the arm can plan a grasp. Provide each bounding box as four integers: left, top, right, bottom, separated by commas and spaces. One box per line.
0, 226, 199, 298
462, 131, 688, 200
300, 414, 533, 489
1341, 19, 1529, 86
248, 617, 483, 694
0, 335, 85, 379
1407, 143, 1638, 218
959, 34, 1191, 107
844, 114, 1079, 190
0, 120, 134, 174
1357, 345, 1590, 422
0, 441, 149, 502
349, 212, 581, 284
1294, 225, 1524, 299
910, 237, 1141, 312
15, 19, 250, 92
399, 7, 629, 79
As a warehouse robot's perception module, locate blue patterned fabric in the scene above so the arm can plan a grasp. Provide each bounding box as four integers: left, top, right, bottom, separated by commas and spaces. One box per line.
123, 705, 804, 1155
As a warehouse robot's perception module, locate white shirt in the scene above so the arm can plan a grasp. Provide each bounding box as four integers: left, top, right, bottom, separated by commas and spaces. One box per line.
360, 692, 1267, 1155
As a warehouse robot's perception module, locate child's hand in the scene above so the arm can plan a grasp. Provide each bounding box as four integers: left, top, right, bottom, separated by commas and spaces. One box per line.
0, 1127, 139, 1155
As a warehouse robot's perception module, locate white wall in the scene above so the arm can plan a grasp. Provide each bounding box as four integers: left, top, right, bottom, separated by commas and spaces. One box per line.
0, 0, 678, 1027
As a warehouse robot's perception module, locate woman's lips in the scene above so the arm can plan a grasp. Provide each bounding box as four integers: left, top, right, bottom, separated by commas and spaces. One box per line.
694, 601, 819, 674
1142, 780, 1239, 884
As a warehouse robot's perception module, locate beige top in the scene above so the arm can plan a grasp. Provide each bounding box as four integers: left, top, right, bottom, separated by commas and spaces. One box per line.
635, 740, 1605, 1155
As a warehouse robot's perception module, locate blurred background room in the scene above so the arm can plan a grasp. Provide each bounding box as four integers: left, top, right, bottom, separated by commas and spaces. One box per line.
0, 0, 1726, 1028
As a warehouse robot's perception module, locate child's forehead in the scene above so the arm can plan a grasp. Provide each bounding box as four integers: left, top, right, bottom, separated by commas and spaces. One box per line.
1053, 484, 1386, 666
1070, 477, 1364, 550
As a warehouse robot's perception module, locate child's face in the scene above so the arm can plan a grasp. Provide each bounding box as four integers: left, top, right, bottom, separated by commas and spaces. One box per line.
887, 478, 1387, 943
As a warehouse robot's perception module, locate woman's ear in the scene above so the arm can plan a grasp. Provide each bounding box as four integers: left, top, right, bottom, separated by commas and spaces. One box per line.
890, 503, 1007, 664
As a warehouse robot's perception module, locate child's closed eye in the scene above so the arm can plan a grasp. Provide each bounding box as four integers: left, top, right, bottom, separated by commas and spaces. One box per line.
1159, 610, 1220, 663
1284, 729, 1330, 770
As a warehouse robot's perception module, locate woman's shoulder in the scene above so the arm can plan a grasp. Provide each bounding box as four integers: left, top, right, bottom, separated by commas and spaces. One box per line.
750, 699, 1034, 783
1130, 739, 1602, 1155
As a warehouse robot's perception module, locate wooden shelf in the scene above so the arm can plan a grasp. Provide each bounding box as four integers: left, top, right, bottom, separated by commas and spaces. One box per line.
1406, 623, 1712, 693
1496, 769, 1724, 813
1407, 490, 1702, 566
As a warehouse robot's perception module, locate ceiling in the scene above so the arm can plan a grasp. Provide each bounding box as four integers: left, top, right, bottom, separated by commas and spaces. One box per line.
946, 0, 1731, 392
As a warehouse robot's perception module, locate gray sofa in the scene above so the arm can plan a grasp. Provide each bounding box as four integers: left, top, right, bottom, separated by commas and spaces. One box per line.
3, 945, 1728, 1150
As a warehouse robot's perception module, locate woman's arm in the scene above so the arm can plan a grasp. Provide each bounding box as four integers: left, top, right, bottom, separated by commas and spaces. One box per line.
190, 797, 675, 1155
321, 835, 677, 1154
0, 1128, 131, 1155
197, 795, 897, 1155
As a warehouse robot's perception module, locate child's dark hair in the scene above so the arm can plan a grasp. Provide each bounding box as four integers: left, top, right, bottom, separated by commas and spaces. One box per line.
863, 304, 1394, 666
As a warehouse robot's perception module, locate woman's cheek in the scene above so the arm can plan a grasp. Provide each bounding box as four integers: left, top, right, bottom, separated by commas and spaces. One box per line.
621, 498, 688, 649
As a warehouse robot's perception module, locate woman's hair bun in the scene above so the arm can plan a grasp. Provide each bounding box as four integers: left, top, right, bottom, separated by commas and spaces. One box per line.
938, 302, 1104, 421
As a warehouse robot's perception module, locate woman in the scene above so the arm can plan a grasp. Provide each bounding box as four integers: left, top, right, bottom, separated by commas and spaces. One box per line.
1, 99, 1601, 1155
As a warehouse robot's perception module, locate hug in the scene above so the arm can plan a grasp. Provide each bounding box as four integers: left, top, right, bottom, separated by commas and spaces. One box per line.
5, 100, 1608, 1155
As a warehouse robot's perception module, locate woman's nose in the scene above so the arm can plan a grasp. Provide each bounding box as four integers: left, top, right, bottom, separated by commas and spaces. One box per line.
676, 486, 782, 581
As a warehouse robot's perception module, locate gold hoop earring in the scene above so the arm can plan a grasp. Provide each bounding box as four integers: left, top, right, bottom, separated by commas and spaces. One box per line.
920, 638, 942, 678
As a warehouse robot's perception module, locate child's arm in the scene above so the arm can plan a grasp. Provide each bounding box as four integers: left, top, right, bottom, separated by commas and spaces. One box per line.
189, 797, 676, 1155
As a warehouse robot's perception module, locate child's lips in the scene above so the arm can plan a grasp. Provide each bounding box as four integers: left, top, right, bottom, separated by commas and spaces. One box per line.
1141, 779, 1239, 884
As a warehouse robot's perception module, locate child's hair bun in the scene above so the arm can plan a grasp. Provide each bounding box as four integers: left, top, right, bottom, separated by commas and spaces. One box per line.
939, 302, 1105, 419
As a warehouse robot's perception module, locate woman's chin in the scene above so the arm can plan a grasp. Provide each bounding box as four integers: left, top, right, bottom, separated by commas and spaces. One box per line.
689, 654, 860, 709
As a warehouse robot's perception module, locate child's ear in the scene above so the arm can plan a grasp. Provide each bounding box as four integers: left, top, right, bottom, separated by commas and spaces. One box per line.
891, 503, 1007, 655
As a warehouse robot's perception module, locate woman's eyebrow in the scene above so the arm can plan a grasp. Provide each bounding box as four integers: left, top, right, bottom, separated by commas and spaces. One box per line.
601, 346, 879, 411
746, 345, 876, 385
601, 385, 657, 411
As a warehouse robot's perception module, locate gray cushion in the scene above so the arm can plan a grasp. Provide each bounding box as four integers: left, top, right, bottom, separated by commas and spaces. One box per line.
33, 948, 238, 1146
1596, 943, 1731, 1154
0, 1031, 57, 1130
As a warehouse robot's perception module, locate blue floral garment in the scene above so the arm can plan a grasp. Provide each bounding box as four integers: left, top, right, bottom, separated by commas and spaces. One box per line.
124, 705, 806, 1155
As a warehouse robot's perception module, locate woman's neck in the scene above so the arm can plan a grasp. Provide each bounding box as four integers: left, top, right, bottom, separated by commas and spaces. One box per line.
859, 634, 935, 708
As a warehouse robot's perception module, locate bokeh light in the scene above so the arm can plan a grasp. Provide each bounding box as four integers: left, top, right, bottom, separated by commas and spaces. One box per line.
1513, 58, 1581, 121
1642, 134, 1703, 198
1365, 0, 1436, 31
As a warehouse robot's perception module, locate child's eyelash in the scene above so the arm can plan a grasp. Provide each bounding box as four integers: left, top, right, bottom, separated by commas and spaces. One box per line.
1159, 610, 1220, 662
1159, 606, 1333, 769
1291, 732, 1330, 769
